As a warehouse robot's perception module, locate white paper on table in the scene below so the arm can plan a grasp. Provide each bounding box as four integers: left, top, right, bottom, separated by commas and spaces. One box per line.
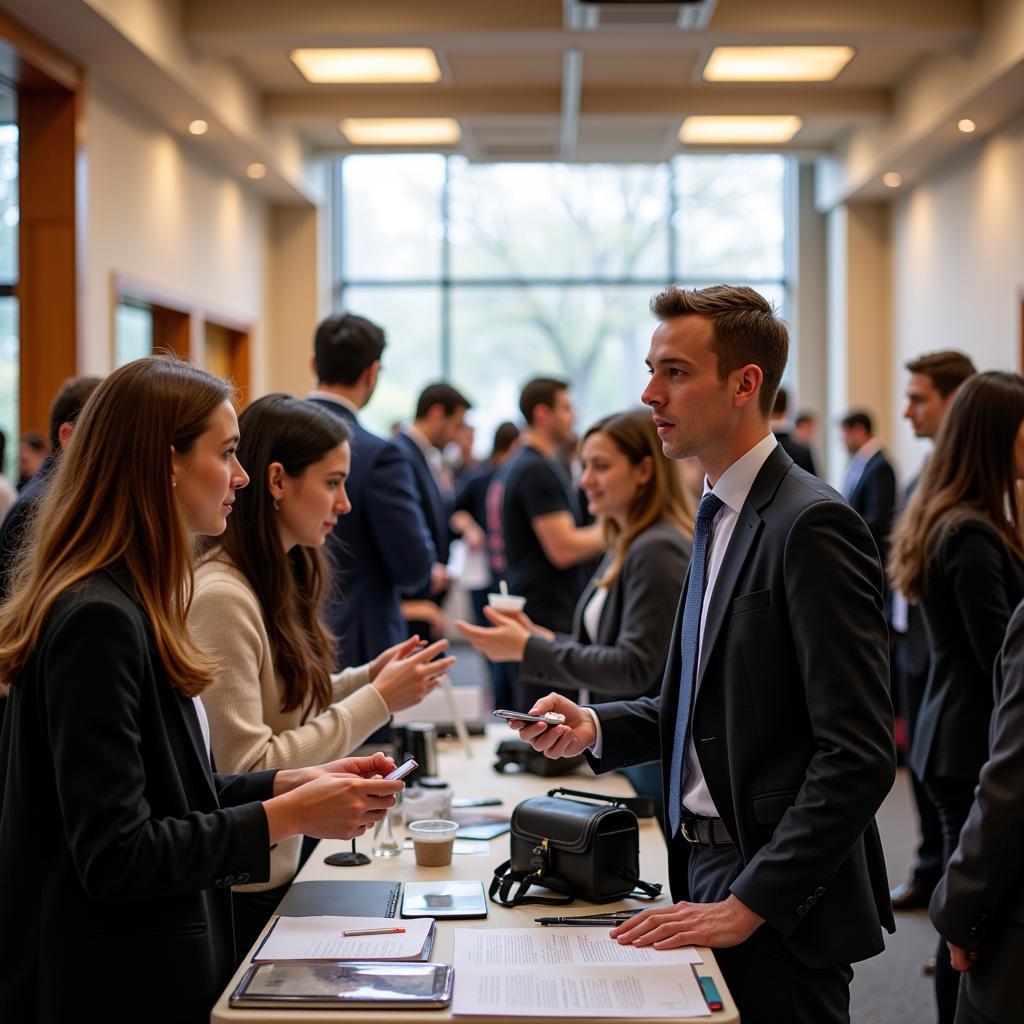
451, 928, 709, 1018
253, 915, 433, 962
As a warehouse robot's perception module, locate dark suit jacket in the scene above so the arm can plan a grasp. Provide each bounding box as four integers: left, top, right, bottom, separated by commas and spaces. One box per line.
773, 428, 817, 476
588, 446, 896, 969
0, 568, 275, 1024
0, 455, 55, 597
520, 519, 691, 700
847, 449, 898, 570
910, 518, 1024, 782
930, 598, 1024, 1024
394, 429, 453, 573
309, 399, 436, 667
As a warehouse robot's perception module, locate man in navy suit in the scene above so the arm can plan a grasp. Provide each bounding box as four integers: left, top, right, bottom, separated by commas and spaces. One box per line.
307, 313, 439, 670
509, 286, 895, 1024
394, 382, 484, 637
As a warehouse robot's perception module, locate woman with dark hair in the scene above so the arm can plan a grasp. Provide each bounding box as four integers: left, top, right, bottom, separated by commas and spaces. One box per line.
457, 409, 693, 823
0, 359, 405, 1024
192, 394, 454, 954
889, 370, 1024, 1024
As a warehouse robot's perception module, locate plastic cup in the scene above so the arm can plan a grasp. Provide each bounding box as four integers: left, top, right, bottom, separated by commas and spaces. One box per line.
487, 593, 526, 613
408, 819, 459, 867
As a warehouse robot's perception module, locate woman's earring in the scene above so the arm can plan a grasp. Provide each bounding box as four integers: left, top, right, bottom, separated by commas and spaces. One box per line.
273, 499, 280, 511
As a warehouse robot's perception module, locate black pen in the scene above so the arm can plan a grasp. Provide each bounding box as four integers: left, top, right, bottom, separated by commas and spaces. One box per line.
534, 917, 628, 926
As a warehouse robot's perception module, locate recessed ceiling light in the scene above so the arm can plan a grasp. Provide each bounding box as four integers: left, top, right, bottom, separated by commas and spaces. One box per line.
339, 118, 462, 146
246, 162, 266, 180
291, 48, 441, 84
679, 115, 803, 145
703, 46, 855, 82
958, 118, 976, 133
188, 119, 208, 136
883, 172, 902, 188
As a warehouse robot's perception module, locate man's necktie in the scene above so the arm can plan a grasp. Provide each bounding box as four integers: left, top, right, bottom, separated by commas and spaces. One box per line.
668, 491, 724, 837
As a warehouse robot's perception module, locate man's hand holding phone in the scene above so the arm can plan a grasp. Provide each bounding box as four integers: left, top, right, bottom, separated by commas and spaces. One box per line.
503, 693, 597, 759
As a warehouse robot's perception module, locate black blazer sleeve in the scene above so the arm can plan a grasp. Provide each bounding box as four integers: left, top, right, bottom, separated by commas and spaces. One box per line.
930, 599, 1024, 949
42, 598, 272, 901
520, 529, 690, 697
858, 457, 897, 555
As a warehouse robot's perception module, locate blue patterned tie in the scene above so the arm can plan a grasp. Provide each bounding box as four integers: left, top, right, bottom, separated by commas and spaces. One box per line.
668, 491, 724, 836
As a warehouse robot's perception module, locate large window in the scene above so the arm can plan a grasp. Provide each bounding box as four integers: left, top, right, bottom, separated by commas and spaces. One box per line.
332, 155, 790, 444
0, 96, 18, 481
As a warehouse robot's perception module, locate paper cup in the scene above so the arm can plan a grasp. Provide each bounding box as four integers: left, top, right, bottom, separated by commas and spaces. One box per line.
487, 593, 526, 613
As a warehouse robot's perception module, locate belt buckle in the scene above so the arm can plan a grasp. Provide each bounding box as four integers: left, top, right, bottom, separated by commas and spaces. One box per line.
680, 819, 700, 844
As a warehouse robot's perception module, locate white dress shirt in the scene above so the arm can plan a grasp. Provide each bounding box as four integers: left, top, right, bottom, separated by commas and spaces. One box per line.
586, 432, 779, 821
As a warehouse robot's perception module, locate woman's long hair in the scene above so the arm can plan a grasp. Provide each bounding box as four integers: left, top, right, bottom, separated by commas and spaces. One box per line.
203, 394, 349, 716
889, 371, 1024, 601
585, 409, 695, 589
0, 357, 231, 695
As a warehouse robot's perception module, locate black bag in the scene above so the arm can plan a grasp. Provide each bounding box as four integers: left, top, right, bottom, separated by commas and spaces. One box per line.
493, 738, 586, 777
489, 788, 663, 907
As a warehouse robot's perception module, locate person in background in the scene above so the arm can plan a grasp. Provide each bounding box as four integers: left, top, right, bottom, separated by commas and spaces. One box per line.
16, 430, 47, 490
792, 410, 819, 449
929, 597, 1024, 1024
394, 382, 484, 639
487, 377, 605, 710
455, 420, 520, 708
0, 432, 14, 520
889, 371, 1024, 1024
192, 394, 454, 958
0, 358, 405, 1024
770, 387, 817, 475
840, 410, 897, 579
890, 351, 976, 919
306, 313, 438, 672
458, 409, 693, 826
448, 421, 478, 483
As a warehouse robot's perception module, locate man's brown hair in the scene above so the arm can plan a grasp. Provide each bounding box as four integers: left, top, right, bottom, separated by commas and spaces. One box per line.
904, 351, 976, 397
650, 285, 789, 417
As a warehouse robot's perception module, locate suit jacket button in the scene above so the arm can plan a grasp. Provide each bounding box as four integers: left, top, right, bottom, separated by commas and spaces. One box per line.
796, 906, 807, 917
968, 925, 978, 937
214, 878, 224, 887
815, 887, 825, 897
238, 873, 250, 883
224, 875, 237, 886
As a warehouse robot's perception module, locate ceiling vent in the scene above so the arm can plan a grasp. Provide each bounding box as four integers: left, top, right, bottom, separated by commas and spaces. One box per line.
568, 0, 717, 30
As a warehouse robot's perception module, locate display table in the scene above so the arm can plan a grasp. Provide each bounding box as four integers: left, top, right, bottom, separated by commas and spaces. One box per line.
210, 728, 738, 1023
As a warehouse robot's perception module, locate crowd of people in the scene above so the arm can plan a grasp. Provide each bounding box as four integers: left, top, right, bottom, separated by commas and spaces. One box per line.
0, 284, 1020, 1024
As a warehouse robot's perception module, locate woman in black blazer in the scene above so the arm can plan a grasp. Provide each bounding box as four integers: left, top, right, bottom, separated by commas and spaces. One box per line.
458, 409, 694, 823
0, 358, 403, 1024
890, 371, 1024, 1024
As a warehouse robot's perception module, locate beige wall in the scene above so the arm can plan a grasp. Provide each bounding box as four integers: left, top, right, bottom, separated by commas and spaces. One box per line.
891, 110, 1024, 479
81, 74, 268, 382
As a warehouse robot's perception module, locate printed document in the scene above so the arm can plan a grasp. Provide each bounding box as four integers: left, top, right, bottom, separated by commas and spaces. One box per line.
253, 915, 433, 962
452, 928, 709, 1018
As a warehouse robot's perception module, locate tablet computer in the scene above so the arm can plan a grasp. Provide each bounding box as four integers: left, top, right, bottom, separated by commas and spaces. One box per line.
401, 880, 489, 919
229, 961, 453, 1009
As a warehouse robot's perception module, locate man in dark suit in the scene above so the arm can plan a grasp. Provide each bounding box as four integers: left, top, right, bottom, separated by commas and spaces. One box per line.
394, 382, 483, 636
770, 386, 817, 475
840, 410, 898, 572
929, 597, 1024, 1024
510, 285, 895, 1024
890, 351, 976, 914
307, 313, 439, 670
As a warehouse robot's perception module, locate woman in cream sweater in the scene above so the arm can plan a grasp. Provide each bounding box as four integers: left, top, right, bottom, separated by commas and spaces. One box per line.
192, 394, 454, 956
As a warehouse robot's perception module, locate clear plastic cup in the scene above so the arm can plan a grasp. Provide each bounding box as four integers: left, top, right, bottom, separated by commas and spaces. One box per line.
407, 819, 459, 867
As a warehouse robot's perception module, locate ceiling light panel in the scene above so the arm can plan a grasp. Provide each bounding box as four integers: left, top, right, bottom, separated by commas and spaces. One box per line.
703, 46, 855, 83
679, 116, 803, 145
339, 118, 461, 146
291, 48, 441, 84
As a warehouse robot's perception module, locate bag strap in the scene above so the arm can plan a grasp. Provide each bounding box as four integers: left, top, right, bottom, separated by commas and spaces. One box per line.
546, 786, 627, 807
629, 877, 663, 900
489, 859, 575, 907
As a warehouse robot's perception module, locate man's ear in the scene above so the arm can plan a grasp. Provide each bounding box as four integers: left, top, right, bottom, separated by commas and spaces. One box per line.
733, 364, 764, 410
57, 421, 75, 450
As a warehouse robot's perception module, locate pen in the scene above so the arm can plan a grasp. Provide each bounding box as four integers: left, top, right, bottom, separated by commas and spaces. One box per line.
341, 927, 406, 937
534, 918, 626, 926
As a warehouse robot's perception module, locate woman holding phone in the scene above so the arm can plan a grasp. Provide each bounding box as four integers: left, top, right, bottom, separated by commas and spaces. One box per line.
0, 359, 404, 1024
192, 393, 455, 955
458, 409, 693, 823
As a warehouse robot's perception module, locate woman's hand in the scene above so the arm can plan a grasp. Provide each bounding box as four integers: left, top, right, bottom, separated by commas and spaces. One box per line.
372, 638, 455, 712
456, 608, 537, 662
367, 636, 424, 683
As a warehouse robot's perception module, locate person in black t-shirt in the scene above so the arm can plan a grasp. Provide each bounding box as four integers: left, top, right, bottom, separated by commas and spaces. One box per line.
487, 378, 604, 710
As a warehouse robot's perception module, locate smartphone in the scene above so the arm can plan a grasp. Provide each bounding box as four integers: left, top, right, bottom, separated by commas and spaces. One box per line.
492, 709, 566, 726
384, 757, 418, 781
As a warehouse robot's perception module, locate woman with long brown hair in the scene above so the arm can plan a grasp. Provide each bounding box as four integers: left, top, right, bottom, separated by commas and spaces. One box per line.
457, 408, 694, 822
192, 393, 454, 955
889, 370, 1024, 1024
0, 358, 404, 1024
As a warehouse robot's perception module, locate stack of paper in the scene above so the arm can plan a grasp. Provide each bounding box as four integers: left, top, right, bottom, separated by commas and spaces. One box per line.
451, 928, 709, 1018
254, 915, 434, 963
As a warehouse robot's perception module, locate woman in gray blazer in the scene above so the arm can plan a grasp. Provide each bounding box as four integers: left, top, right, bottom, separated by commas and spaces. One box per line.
458, 409, 693, 823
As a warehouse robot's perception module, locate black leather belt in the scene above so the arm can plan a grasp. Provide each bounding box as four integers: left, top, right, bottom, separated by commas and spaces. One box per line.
680, 816, 733, 846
